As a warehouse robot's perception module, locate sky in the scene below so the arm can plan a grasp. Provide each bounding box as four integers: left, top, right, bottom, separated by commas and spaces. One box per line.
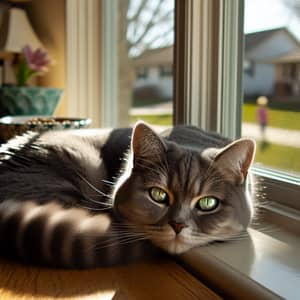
244, 0, 300, 40
127, 0, 300, 56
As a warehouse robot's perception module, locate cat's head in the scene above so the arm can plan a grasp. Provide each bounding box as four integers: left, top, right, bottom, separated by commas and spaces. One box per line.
113, 122, 255, 254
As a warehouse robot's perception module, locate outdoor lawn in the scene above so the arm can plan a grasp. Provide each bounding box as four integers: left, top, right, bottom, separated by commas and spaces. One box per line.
130, 105, 300, 174
131, 103, 300, 130
131, 114, 172, 126
254, 142, 300, 175
243, 103, 300, 130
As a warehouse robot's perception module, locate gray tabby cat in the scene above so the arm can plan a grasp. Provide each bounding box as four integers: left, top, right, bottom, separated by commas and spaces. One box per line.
0, 122, 255, 268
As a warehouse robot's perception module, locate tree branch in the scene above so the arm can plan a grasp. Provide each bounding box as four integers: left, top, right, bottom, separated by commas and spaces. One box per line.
130, 25, 174, 55
127, 0, 148, 23
130, 6, 173, 48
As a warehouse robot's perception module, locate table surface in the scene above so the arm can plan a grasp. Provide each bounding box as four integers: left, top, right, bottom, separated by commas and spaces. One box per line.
0, 258, 221, 300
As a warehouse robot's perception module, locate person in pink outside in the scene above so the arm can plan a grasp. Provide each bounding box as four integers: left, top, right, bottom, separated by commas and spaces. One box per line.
256, 96, 269, 141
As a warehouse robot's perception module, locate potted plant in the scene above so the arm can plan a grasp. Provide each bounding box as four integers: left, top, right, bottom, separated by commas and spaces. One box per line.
0, 45, 63, 117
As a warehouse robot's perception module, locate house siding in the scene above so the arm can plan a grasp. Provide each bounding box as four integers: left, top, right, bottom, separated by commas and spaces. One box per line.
244, 64, 274, 97
134, 66, 173, 99
244, 31, 298, 97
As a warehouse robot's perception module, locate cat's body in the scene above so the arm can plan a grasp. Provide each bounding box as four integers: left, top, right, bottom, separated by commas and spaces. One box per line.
0, 123, 255, 268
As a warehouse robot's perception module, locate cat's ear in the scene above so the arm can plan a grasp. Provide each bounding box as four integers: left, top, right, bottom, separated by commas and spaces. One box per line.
213, 138, 256, 184
131, 121, 166, 160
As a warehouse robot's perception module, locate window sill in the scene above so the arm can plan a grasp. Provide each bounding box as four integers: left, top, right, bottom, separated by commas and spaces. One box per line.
178, 227, 300, 300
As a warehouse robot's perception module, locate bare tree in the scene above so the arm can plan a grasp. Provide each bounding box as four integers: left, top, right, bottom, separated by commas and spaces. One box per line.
117, 0, 174, 126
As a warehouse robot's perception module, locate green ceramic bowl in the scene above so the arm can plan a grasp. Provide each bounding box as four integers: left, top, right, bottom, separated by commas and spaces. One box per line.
0, 87, 63, 117
0, 116, 92, 142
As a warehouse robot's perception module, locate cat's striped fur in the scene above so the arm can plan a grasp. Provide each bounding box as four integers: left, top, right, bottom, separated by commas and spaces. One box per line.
0, 123, 255, 268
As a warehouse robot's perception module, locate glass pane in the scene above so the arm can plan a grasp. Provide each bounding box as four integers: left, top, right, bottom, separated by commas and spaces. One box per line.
117, 0, 174, 128
243, 0, 300, 175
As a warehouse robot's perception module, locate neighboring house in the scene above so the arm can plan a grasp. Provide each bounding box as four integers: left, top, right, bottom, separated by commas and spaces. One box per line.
133, 28, 300, 101
270, 48, 300, 98
244, 27, 299, 98
133, 46, 173, 100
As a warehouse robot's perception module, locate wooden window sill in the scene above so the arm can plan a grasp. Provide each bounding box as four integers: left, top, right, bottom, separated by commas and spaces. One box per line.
0, 258, 221, 300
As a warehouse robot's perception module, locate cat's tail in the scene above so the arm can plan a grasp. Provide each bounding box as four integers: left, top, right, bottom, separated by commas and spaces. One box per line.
0, 199, 140, 268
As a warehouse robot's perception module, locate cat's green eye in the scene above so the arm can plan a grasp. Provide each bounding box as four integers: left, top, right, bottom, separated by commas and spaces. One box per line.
149, 187, 169, 204
196, 197, 219, 211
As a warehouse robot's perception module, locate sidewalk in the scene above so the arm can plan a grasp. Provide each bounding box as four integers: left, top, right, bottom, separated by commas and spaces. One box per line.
242, 123, 300, 148
130, 102, 173, 116
130, 102, 300, 148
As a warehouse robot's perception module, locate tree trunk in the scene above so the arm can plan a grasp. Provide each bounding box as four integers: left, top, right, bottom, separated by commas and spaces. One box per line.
118, 0, 135, 127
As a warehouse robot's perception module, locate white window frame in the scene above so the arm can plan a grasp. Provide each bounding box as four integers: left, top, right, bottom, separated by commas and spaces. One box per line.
174, 0, 244, 138
174, 2, 300, 298
66, 0, 102, 128
174, 0, 300, 234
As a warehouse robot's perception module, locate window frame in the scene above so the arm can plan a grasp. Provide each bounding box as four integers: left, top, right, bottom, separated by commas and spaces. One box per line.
173, 0, 300, 232
99, 0, 300, 229
66, 0, 102, 128
173, 1, 300, 298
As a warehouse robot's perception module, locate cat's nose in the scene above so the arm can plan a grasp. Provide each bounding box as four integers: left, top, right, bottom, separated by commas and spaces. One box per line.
169, 221, 188, 234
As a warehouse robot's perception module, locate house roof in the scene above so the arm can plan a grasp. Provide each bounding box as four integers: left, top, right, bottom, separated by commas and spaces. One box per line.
133, 28, 299, 67
270, 48, 300, 63
245, 27, 299, 52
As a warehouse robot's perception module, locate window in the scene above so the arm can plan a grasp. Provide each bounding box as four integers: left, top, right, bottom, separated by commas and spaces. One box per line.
159, 65, 173, 77
243, 0, 300, 177
136, 67, 148, 79
243, 60, 255, 77
172, 1, 300, 298
102, 0, 174, 128
102, 0, 300, 221
171, 0, 300, 238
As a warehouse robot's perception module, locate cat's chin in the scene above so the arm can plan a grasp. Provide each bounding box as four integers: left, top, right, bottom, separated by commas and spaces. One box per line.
151, 236, 199, 255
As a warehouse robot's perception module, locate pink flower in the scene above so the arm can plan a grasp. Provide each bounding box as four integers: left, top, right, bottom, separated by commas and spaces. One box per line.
23, 45, 52, 73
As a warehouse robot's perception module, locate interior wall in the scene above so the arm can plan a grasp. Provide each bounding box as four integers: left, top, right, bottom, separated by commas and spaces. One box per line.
26, 0, 66, 117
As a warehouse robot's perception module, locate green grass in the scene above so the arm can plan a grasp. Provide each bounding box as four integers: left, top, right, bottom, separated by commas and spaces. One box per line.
133, 98, 171, 108
243, 103, 300, 130
131, 114, 172, 126
255, 142, 300, 174
132, 102, 300, 130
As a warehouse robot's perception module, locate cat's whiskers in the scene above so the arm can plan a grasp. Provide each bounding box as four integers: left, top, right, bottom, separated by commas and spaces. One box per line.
84, 236, 147, 252
260, 180, 300, 193
74, 171, 116, 211
75, 204, 112, 211
190, 224, 280, 243
94, 236, 147, 250
101, 179, 116, 186
75, 171, 111, 198
83, 194, 113, 207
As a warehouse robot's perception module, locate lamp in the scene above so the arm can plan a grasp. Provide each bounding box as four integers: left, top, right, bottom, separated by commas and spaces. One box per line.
0, 1, 62, 118
0, 3, 44, 84
0, 6, 43, 53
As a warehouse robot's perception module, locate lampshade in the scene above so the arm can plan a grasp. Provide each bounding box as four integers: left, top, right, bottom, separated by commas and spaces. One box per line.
0, 7, 43, 53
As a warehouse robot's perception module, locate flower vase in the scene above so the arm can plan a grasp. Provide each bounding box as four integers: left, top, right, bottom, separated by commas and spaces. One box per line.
0, 86, 63, 117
